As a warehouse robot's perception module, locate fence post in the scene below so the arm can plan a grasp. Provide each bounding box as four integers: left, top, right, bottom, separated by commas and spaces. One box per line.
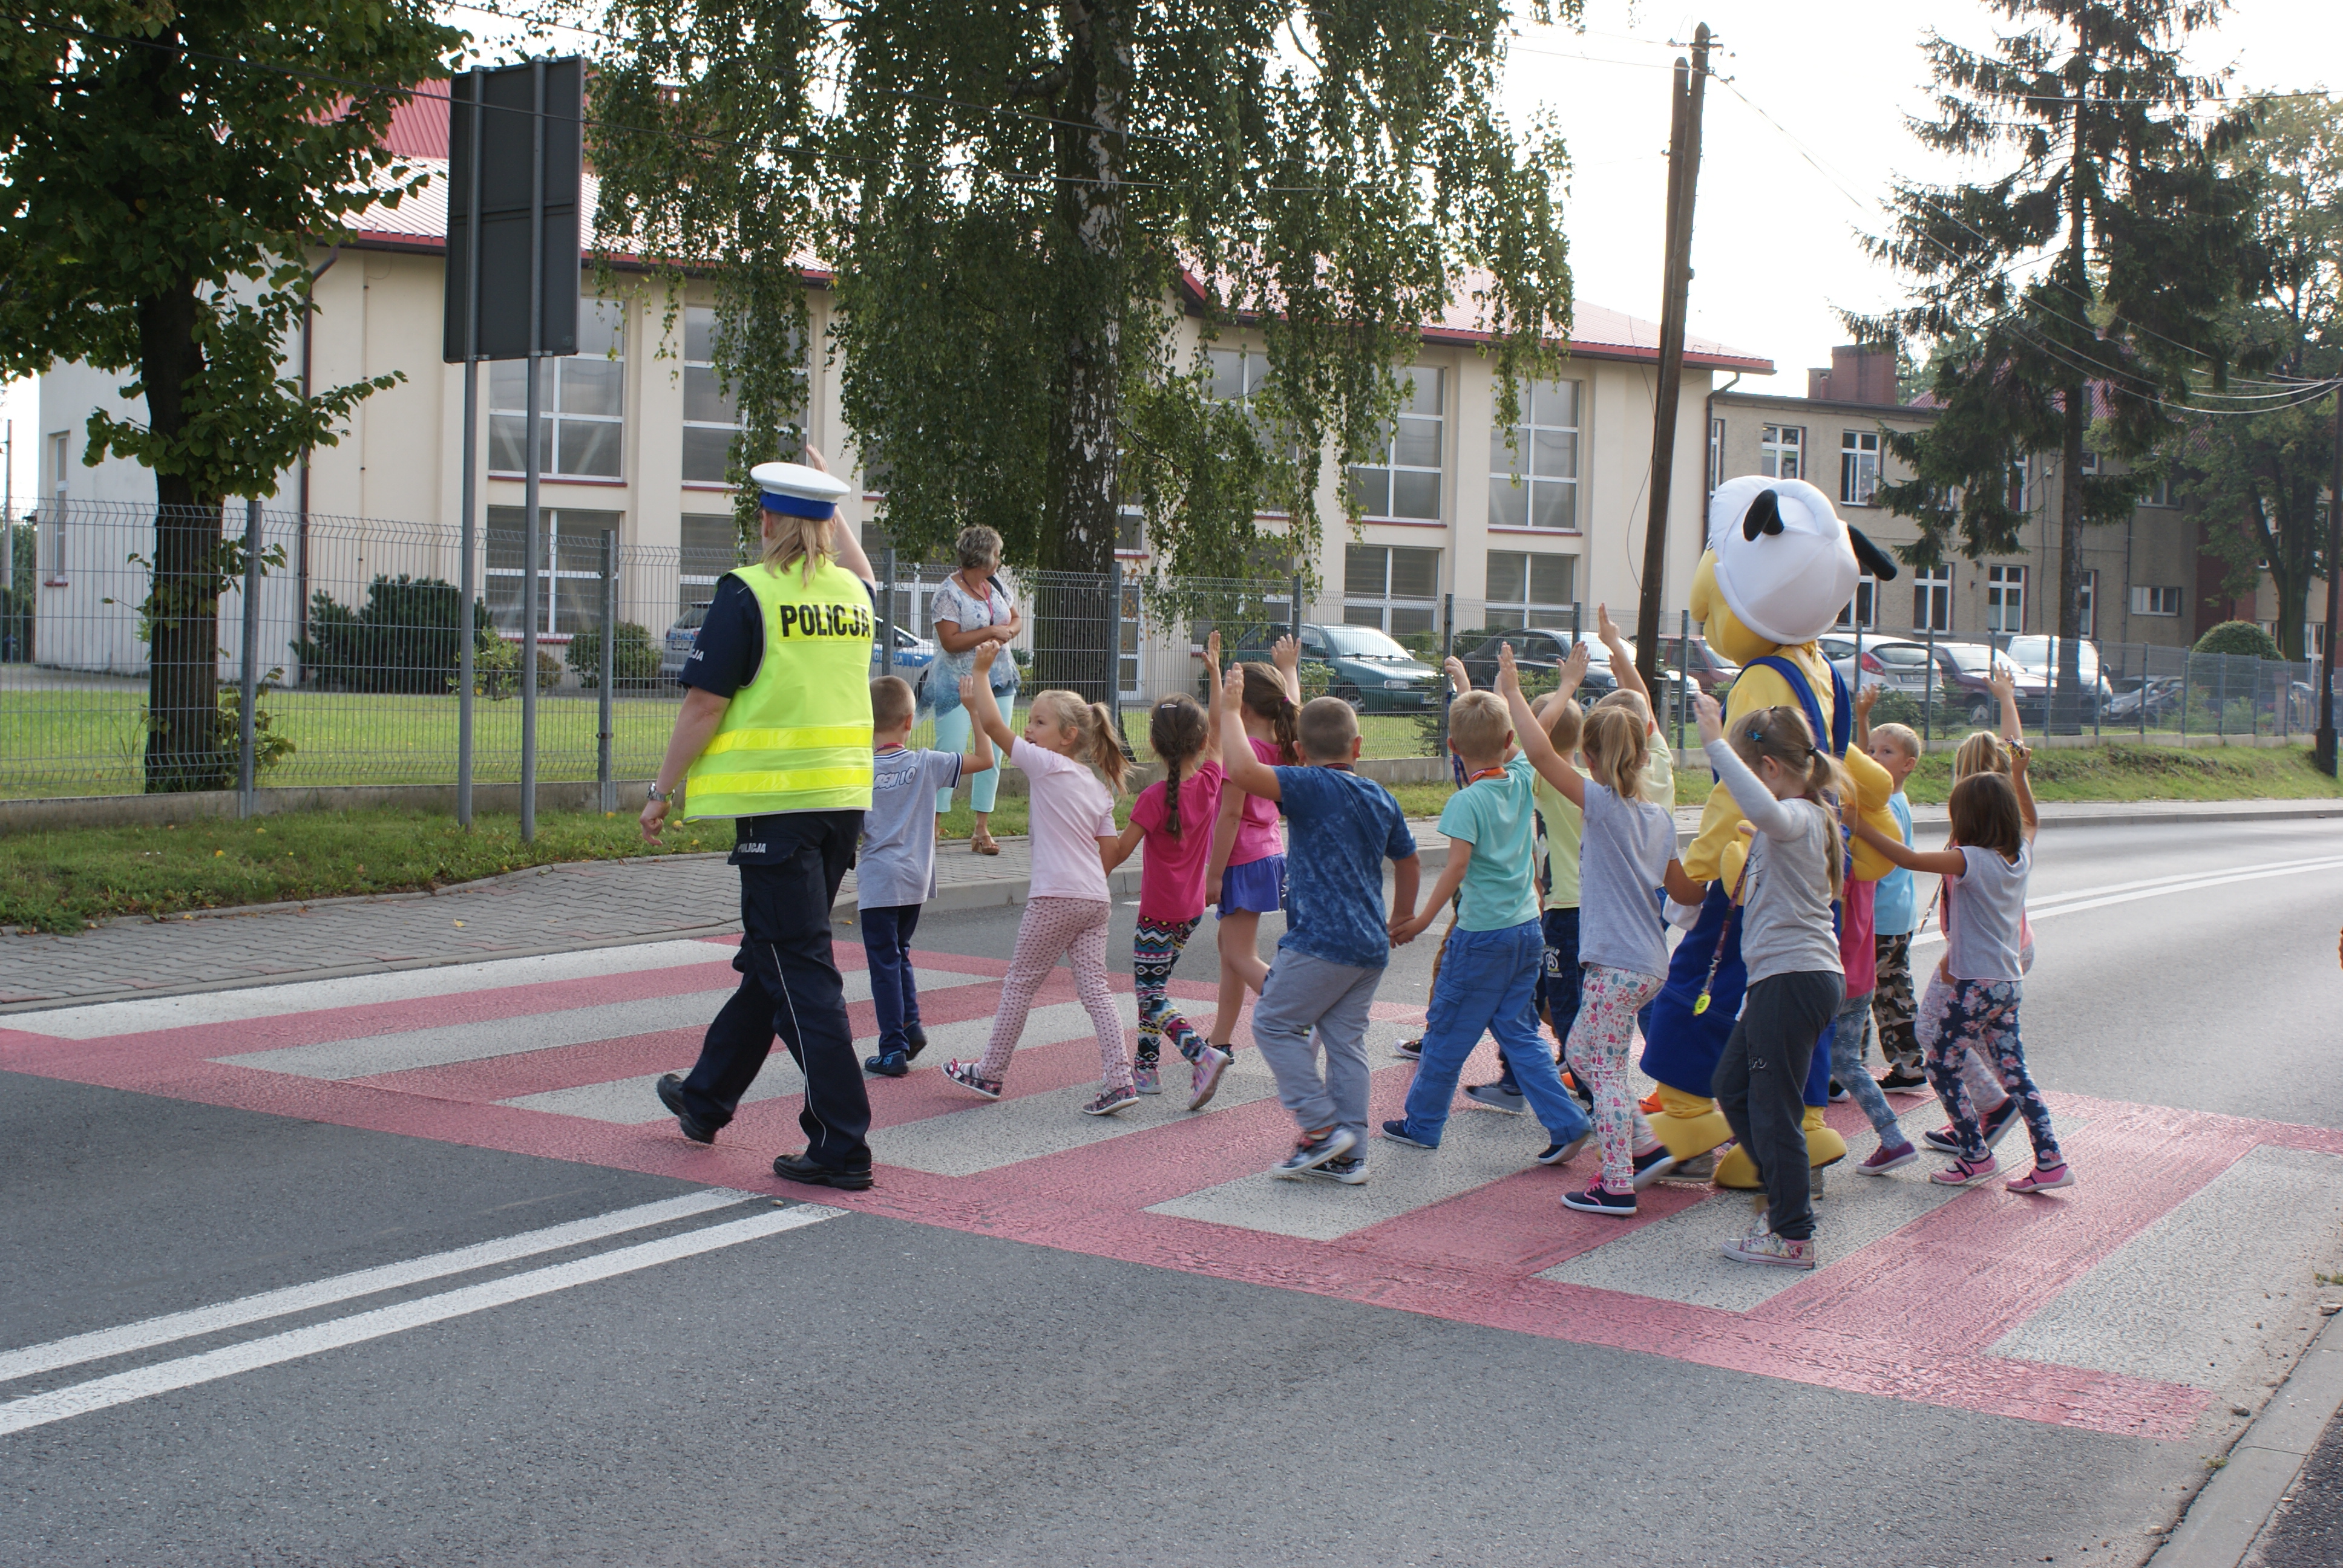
2092, 639, 2101, 740
2138, 646, 2147, 740
2180, 651, 2191, 742
237, 496, 261, 818
1923, 623, 1937, 738
1436, 591, 1455, 753
597, 528, 615, 813
879, 547, 896, 679
457, 360, 477, 830
1678, 607, 1691, 753
1289, 572, 1303, 645
1109, 560, 1131, 754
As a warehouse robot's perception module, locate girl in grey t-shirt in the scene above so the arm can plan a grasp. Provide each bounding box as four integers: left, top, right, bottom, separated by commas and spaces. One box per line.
1853, 750, 2072, 1197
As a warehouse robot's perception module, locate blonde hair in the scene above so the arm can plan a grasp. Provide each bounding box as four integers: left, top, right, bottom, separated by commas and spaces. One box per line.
1593, 688, 1651, 728
759, 508, 835, 585
955, 524, 1003, 572
1542, 693, 1584, 758
1579, 705, 1650, 802
870, 675, 916, 730
1296, 695, 1359, 761
1952, 731, 2010, 782
1028, 688, 1130, 792
1447, 690, 1512, 761
1872, 722, 1921, 761
1728, 704, 1850, 898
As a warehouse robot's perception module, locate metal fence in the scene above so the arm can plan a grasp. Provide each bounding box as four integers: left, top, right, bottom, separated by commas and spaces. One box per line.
5, 501, 2335, 808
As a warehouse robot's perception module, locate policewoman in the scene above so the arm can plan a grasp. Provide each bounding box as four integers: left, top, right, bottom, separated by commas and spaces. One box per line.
641, 450, 882, 1191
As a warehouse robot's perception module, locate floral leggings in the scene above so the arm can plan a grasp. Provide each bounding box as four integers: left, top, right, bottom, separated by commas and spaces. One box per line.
1133, 914, 1207, 1067
1563, 962, 1666, 1194
1916, 973, 2061, 1166
975, 897, 1132, 1094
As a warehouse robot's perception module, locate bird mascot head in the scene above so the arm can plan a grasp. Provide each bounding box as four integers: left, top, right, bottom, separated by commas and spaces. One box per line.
1689, 474, 1901, 662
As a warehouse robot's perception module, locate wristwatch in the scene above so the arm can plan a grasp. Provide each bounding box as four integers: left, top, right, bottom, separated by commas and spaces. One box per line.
647, 783, 673, 804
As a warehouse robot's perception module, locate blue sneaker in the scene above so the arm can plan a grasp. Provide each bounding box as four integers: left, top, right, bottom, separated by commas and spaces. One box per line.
863, 1049, 909, 1078
1379, 1119, 1438, 1150
1298, 1156, 1369, 1185
1535, 1135, 1591, 1166
1464, 1081, 1529, 1114
1561, 1183, 1636, 1216
1631, 1146, 1680, 1187
1273, 1126, 1357, 1178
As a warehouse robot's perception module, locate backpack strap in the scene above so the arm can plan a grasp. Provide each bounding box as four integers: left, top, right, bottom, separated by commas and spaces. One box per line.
1743, 653, 1852, 757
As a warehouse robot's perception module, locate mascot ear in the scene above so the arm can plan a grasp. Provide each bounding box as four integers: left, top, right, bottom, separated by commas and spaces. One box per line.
1847, 525, 1900, 582
1742, 488, 1785, 542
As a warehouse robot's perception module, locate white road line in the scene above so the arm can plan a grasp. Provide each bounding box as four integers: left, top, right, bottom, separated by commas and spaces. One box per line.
2024, 854, 2343, 915
0, 1204, 845, 1438
1912, 855, 2343, 949
0, 1189, 756, 1384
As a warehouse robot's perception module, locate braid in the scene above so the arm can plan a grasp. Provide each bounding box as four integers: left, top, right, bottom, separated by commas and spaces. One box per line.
1164, 753, 1184, 837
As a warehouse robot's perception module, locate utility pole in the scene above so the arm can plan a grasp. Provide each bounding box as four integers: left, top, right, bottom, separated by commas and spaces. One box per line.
2316, 382, 2342, 777
1633, 23, 1709, 695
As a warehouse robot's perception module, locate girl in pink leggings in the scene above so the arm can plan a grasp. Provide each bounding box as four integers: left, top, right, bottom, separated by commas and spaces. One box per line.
942, 650, 1137, 1116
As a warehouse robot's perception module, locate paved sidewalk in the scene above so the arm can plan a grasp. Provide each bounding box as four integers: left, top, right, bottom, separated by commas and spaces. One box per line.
1, 795, 2333, 1013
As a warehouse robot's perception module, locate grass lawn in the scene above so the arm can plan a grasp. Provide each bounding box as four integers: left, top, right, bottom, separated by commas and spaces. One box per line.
1899, 740, 2343, 805
1, 688, 1439, 798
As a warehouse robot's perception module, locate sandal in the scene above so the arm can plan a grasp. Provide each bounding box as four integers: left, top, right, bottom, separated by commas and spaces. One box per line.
971, 834, 1001, 857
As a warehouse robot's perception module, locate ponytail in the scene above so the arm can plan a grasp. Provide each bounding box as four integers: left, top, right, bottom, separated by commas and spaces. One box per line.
1239, 663, 1300, 764
759, 509, 834, 586
1085, 702, 1130, 792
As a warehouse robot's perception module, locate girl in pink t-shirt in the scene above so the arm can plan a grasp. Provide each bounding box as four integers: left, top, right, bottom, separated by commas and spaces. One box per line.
942, 667, 1137, 1117
1104, 634, 1229, 1110
1202, 638, 1300, 1060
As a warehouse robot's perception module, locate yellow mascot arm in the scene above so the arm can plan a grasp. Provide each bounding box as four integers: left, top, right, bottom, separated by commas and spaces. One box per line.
1681, 663, 1801, 882
1842, 739, 1899, 883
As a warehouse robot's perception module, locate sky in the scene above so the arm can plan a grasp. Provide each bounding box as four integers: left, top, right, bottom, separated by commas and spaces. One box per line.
8, 0, 2339, 504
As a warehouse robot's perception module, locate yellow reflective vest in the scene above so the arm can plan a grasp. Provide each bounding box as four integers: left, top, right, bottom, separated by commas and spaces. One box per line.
684, 558, 875, 818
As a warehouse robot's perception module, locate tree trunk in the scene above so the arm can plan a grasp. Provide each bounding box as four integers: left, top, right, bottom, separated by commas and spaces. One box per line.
2054, 383, 2087, 734
1034, 0, 1130, 713
138, 282, 229, 792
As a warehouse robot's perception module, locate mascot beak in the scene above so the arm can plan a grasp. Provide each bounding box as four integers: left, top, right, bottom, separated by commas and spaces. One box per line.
1742, 488, 1785, 542
1846, 525, 1899, 582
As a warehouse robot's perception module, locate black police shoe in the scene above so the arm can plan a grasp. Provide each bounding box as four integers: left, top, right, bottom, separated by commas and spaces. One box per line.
902, 1022, 929, 1061
772, 1152, 874, 1191
655, 1073, 717, 1145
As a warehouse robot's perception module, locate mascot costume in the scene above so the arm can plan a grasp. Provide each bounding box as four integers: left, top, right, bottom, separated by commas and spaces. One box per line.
1639, 475, 1903, 1188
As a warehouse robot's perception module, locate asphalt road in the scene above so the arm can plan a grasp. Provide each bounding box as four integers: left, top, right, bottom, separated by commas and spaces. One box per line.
3, 815, 2339, 1567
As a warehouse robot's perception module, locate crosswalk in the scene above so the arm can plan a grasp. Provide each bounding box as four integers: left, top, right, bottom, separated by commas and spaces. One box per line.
7, 932, 2341, 1442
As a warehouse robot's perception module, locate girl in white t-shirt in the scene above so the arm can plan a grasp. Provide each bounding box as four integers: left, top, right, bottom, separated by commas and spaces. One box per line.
1855, 747, 2071, 1194
941, 673, 1136, 1116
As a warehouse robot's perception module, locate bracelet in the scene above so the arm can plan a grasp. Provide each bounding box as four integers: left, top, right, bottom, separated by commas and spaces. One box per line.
647, 784, 673, 804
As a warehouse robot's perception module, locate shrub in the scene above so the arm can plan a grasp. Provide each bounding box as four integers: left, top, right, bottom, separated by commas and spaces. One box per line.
1867, 687, 1926, 731
2193, 619, 2279, 661
565, 621, 662, 689
293, 575, 476, 693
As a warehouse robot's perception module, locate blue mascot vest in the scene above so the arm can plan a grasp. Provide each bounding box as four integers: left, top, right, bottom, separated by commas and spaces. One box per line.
1638, 655, 1848, 1107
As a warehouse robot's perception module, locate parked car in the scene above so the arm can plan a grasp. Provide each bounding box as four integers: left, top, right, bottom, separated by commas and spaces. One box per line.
1928, 640, 2046, 727
2105, 675, 2183, 725
1651, 632, 1739, 694
1453, 626, 1620, 699
660, 605, 936, 682
1234, 622, 1443, 712
1833, 638, 1937, 697
2002, 634, 2114, 713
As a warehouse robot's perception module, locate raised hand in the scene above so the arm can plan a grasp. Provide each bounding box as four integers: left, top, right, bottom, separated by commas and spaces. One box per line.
1559, 639, 1590, 693
1495, 640, 1521, 694
1855, 681, 1881, 716
1694, 688, 1725, 744
972, 640, 998, 673
1444, 654, 1470, 693
959, 671, 981, 707
1204, 630, 1224, 699
1985, 667, 2016, 703
1596, 602, 1622, 645
2009, 737, 2032, 776
1271, 633, 1300, 672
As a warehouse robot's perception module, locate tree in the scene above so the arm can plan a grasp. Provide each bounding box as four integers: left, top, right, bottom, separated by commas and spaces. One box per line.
2168, 94, 2341, 662
1852, 0, 2259, 730
589, 0, 1575, 701
0, 3, 459, 790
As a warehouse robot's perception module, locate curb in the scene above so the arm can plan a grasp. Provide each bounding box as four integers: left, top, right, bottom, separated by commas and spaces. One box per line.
2149, 1306, 2343, 1567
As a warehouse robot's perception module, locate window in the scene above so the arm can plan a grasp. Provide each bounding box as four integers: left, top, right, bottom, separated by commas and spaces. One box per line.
1708, 416, 1723, 493
1205, 347, 1291, 514
1343, 544, 1440, 636
1760, 425, 1803, 480
2080, 450, 2100, 474
2078, 569, 2097, 640
44, 431, 68, 580
490, 299, 626, 479
1912, 565, 1951, 632
678, 512, 739, 616
2131, 584, 2183, 617
1485, 550, 1577, 629
2007, 457, 2028, 512
486, 507, 621, 636
1835, 576, 1878, 630
681, 307, 744, 485
1348, 368, 1444, 521
1840, 430, 1880, 506
2141, 475, 2172, 508
1487, 377, 1581, 531
1987, 563, 2026, 634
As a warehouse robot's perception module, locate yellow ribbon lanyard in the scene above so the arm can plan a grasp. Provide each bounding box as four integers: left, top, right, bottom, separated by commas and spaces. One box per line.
1691, 848, 1757, 1017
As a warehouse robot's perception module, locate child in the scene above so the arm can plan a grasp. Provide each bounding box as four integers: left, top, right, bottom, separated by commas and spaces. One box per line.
1218, 671, 1420, 1183
1381, 658, 1597, 1168
1826, 812, 1917, 1175
1854, 746, 2072, 1194
1101, 635, 1228, 1110
941, 655, 1136, 1116
1855, 688, 1928, 1092
1204, 642, 1302, 1064
1495, 644, 1695, 1214
1694, 690, 1847, 1270
857, 668, 996, 1077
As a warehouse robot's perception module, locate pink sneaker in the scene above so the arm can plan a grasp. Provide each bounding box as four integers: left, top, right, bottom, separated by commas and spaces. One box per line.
1720, 1230, 1816, 1269
1858, 1140, 1918, 1175
1188, 1045, 1231, 1112
1931, 1154, 1999, 1187
2006, 1161, 2076, 1194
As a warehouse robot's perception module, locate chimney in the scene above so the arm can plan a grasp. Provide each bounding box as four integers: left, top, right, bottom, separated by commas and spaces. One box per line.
1809, 345, 1899, 406
1807, 365, 1833, 400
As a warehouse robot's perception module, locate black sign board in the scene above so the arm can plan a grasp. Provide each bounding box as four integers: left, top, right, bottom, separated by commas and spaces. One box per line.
442, 58, 583, 364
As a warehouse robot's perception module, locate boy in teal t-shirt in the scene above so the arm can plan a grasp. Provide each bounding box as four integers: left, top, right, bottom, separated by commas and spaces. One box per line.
1383, 667, 1596, 1161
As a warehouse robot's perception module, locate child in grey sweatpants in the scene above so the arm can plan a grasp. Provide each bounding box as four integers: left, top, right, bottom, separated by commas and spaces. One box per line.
1214, 659, 1420, 1183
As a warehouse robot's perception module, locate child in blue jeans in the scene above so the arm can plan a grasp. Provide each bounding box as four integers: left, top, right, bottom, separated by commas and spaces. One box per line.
1382, 660, 1595, 1165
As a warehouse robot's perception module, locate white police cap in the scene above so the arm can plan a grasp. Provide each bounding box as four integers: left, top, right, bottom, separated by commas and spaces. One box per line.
750, 460, 851, 520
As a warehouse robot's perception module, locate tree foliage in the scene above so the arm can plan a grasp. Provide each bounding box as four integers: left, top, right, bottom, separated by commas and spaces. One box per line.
0, 1, 460, 788
2167, 93, 2341, 661
587, 0, 1578, 609
1850, 0, 2258, 727
2192, 618, 2279, 659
